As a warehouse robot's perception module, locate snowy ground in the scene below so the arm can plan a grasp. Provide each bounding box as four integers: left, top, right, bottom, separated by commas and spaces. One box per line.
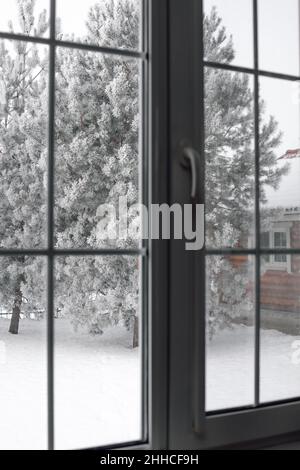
0, 319, 141, 450
1, 319, 300, 449
206, 325, 300, 411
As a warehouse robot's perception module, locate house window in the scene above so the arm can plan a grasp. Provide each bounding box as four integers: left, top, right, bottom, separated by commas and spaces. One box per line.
260, 230, 290, 269
274, 231, 288, 263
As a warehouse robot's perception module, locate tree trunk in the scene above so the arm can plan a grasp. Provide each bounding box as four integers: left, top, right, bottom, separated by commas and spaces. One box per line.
9, 281, 23, 335
133, 315, 139, 349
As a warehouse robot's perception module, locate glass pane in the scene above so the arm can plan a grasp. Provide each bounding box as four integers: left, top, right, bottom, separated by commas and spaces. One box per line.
205, 68, 255, 249
56, 0, 142, 51
55, 48, 141, 249
274, 232, 287, 248
54, 255, 142, 450
0, 40, 48, 249
0, 257, 47, 450
259, 0, 299, 76
0, 0, 49, 38
260, 255, 300, 403
260, 78, 300, 249
261, 232, 271, 263
274, 253, 287, 263
204, 0, 253, 68
206, 255, 255, 412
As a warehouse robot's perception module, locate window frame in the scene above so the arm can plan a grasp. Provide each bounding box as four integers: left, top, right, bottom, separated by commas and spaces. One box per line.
2, 0, 300, 451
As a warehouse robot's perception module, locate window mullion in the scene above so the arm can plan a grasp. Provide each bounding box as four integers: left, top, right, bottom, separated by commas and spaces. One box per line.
47, 0, 56, 452
253, 0, 261, 408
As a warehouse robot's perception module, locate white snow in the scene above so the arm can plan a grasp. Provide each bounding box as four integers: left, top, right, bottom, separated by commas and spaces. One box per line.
207, 325, 300, 411
1, 319, 300, 449
0, 319, 141, 450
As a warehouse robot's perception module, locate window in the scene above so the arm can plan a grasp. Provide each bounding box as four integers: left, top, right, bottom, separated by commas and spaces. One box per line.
0, 0, 149, 450
261, 230, 290, 268
1, 0, 300, 452
274, 231, 288, 263
204, 0, 300, 415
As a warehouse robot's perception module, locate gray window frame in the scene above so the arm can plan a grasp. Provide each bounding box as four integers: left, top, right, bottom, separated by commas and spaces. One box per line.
3, 0, 300, 451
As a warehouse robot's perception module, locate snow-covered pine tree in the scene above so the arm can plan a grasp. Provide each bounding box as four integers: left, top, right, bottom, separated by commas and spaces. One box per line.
0, 0, 48, 334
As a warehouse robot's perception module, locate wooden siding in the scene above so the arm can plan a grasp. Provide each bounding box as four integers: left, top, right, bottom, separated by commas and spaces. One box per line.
261, 270, 300, 312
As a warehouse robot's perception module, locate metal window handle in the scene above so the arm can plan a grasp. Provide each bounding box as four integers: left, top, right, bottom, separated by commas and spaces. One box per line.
180, 147, 201, 201
181, 146, 204, 435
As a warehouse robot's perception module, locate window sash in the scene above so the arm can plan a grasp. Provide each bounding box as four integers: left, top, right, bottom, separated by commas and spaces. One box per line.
0, 0, 150, 451
203, 0, 300, 411
168, 0, 300, 450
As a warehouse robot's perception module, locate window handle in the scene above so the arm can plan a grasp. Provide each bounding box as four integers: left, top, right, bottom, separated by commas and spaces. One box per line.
181, 146, 205, 434
181, 146, 201, 202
